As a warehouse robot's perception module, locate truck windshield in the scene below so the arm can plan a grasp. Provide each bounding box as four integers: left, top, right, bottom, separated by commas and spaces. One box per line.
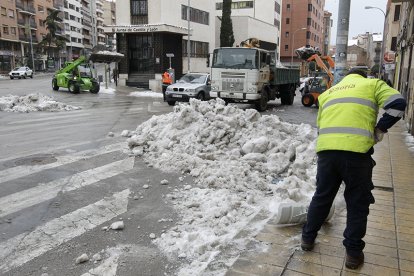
212, 48, 258, 69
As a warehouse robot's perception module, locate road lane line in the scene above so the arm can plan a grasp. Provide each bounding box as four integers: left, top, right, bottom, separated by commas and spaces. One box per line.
0, 157, 134, 217
0, 142, 126, 184
0, 189, 130, 273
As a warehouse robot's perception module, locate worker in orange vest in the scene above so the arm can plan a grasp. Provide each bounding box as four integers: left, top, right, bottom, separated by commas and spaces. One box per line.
162, 71, 172, 85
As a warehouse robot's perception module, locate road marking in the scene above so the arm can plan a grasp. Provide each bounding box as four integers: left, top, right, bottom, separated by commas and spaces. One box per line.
0, 157, 134, 217
0, 189, 130, 273
0, 142, 126, 184
0, 139, 107, 163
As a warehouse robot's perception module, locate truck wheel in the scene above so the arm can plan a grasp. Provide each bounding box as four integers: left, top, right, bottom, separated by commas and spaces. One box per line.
255, 91, 268, 111
281, 85, 295, 105
52, 78, 59, 91
68, 81, 80, 94
89, 82, 100, 94
301, 94, 314, 107
167, 101, 176, 106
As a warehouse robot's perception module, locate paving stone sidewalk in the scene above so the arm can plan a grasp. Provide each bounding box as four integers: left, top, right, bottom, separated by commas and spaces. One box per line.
226, 120, 414, 276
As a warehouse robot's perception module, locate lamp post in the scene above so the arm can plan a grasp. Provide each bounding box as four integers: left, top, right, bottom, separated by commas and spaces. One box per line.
28, 14, 35, 72
187, 0, 191, 73
290, 27, 307, 68
365, 6, 386, 77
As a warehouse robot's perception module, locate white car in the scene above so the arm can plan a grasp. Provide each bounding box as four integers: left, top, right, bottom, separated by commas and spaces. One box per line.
9, 66, 33, 79
165, 73, 211, 106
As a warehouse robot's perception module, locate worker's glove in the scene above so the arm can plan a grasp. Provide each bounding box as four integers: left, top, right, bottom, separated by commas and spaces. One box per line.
374, 128, 385, 144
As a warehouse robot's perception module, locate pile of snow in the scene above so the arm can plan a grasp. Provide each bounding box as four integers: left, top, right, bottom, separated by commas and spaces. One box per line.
129, 91, 163, 98
126, 99, 317, 274
404, 130, 414, 152
0, 93, 81, 113
94, 50, 124, 57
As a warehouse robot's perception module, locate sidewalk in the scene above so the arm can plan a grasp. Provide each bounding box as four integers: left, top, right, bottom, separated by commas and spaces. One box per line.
226, 120, 414, 276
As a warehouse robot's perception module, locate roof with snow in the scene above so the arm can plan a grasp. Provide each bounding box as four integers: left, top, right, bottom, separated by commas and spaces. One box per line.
348, 39, 358, 46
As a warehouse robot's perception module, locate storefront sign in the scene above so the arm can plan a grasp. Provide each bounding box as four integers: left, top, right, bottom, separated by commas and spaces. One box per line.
104, 24, 189, 35
111, 26, 159, 33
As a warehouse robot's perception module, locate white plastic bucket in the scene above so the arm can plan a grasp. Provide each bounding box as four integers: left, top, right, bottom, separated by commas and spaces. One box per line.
274, 203, 335, 224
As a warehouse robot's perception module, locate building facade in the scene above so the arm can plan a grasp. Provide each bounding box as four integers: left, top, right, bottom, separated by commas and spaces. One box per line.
280, 0, 326, 66
103, 0, 116, 51
214, 0, 281, 54
323, 11, 332, 56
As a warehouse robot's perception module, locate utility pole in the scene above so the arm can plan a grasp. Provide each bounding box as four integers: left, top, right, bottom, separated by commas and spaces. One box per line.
28, 14, 35, 72
187, 0, 191, 73
334, 0, 351, 84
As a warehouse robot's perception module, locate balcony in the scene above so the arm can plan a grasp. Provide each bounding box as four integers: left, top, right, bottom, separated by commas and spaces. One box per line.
16, 1, 36, 15
17, 18, 37, 29
19, 34, 38, 43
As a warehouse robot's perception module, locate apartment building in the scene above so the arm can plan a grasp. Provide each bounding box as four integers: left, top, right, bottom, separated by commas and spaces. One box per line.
280, 0, 326, 66
103, 0, 116, 51
323, 11, 332, 56
383, 1, 401, 82
0, 0, 20, 73
215, 0, 282, 53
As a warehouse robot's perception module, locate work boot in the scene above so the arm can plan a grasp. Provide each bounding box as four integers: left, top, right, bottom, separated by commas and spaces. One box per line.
345, 252, 364, 269
301, 238, 315, 251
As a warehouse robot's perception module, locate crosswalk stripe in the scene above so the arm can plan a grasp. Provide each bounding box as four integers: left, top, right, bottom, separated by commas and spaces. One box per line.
0, 189, 130, 273
0, 157, 134, 217
0, 142, 126, 184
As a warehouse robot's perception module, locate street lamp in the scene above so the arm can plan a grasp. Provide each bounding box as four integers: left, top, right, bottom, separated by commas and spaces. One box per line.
28, 14, 35, 73
291, 27, 307, 67
365, 6, 386, 77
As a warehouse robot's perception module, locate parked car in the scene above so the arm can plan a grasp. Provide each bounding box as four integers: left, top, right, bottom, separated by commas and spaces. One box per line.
165, 73, 211, 106
9, 66, 33, 79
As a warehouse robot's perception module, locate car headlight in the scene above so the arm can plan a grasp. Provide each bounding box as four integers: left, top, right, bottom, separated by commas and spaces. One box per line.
248, 87, 256, 92
211, 86, 219, 91
185, 88, 195, 92
166, 87, 173, 91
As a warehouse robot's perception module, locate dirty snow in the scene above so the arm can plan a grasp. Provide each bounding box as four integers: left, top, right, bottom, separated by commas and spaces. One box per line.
99, 86, 116, 94
403, 129, 414, 152
126, 98, 317, 275
0, 93, 80, 113
129, 91, 163, 98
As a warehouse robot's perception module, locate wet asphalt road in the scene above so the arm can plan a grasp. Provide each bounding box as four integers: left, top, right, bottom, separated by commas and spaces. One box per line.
0, 75, 318, 276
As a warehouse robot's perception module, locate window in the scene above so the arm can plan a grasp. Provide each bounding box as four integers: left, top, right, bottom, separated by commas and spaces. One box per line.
274, 19, 280, 27
131, 0, 148, 24
284, 45, 289, 52
391, 37, 397, 51
275, 2, 280, 13
182, 5, 209, 25
307, 18, 311, 26
394, 5, 401, 21
11, 27, 16, 34
7, 9, 14, 18
306, 31, 311, 39
1, 7, 6, 16
38, 5, 44, 12
3, 25, 8, 34
285, 32, 289, 38
182, 40, 209, 58
308, 4, 312, 12
286, 18, 290, 24
286, 4, 290, 10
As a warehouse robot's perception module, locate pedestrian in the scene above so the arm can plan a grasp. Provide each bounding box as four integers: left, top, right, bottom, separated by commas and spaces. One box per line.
301, 68, 406, 269
162, 70, 173, 101
113, 68, 118, 86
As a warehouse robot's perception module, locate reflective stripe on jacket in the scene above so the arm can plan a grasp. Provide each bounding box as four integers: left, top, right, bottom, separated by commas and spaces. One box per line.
316, 74, 404, 153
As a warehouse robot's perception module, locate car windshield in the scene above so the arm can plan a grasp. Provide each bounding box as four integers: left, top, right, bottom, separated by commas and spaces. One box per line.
212, 48, 258, 69
178, 74, 207, 84
14, 67, 26, 71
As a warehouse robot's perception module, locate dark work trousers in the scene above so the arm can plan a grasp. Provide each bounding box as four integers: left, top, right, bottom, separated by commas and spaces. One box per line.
302, 150, 376, 257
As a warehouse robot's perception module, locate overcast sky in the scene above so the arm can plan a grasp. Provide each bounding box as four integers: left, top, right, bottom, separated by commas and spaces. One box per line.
324, 0, 388, 45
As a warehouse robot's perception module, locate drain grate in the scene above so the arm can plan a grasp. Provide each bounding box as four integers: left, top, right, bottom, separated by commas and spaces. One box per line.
14, 154, 57, 166
374, 186, 394, 192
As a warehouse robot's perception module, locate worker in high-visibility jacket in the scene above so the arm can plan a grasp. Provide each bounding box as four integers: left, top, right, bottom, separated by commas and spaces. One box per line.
301, 68, 407, 270
162, 71, 173, 101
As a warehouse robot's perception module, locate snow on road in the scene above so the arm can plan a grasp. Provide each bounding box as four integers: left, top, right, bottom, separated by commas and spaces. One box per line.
126, 98, 318, 274
0, 93, 80, 112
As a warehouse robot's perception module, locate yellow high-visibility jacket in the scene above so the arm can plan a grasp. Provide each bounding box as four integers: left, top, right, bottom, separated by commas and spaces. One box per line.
316, 74, 403, 153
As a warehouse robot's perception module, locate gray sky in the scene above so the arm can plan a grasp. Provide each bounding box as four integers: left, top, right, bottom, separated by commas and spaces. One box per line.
324, 0, 388, 45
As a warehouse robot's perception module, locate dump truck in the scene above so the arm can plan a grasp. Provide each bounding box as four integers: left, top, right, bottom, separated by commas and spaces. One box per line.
52, 56, 100, 94
209, 39, 300, 111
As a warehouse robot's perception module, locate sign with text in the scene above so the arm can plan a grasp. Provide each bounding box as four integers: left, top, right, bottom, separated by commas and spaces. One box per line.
104, 24, 189, 35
